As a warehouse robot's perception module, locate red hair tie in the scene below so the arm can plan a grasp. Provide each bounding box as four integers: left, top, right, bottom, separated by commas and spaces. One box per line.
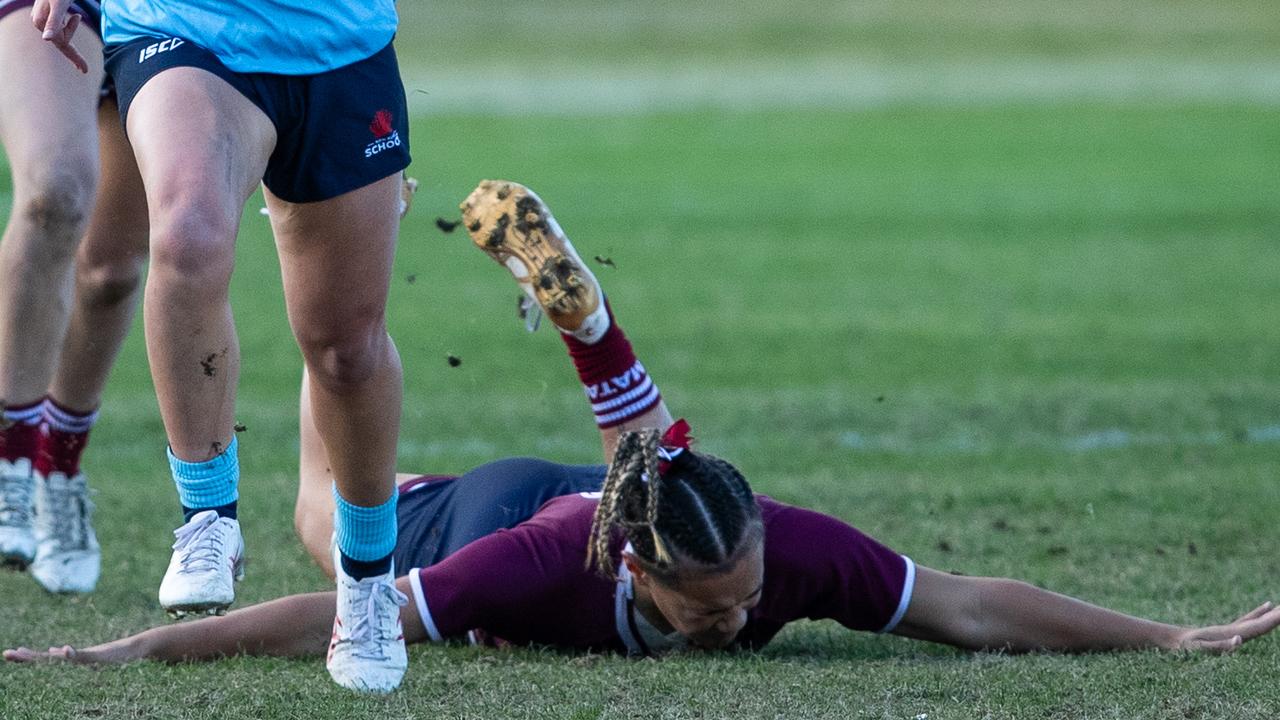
657, 418, 692, 475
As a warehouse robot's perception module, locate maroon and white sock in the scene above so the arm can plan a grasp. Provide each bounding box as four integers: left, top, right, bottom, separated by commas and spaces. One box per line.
36, 398, 98, 477
0, 399, 44, 465
562, 300, 662, 428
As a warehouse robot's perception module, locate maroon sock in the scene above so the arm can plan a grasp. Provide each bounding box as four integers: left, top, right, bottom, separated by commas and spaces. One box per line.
35, 397, 98, 477
561, 301, 662, 428
1, 399, 44, 465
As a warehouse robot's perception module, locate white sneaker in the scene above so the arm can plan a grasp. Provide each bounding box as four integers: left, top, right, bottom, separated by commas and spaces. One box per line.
158, 510, 244, 618
31, 472, 100, 593
327, 552, 408, 693
0, 458, 36, 568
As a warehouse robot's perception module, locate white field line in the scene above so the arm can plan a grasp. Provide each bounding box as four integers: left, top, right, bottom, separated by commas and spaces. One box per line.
404, 57, 1280, 116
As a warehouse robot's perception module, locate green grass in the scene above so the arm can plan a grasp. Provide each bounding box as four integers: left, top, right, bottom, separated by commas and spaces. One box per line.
2, 2, 1280, 718
395, 0, 1280, 67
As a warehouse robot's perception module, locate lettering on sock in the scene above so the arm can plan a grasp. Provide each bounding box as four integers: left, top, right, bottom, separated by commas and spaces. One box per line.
588, 362, 661, 428
586, 363, 647, 401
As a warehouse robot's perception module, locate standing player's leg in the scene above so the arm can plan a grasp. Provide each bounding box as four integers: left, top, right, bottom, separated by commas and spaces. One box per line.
122, 67, 275, 615
0, 12, 103, 568
461, 181, 675, 463
44, 98, 149, 444
30, 97, 149, 593
265, 174, 406, 690
292, 187, 417, 579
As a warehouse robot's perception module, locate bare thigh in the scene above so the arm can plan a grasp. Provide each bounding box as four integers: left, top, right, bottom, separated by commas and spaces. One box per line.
0, 12, 103, 201
265, 176, 401, 348
126, 67, 273, 232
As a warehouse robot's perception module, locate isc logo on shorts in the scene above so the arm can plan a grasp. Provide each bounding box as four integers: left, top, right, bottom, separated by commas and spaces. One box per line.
138, 38, 184, 63
365, 109, 402, 158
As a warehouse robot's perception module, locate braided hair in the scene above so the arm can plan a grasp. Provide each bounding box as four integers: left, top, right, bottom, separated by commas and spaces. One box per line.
586, 429, 762, 582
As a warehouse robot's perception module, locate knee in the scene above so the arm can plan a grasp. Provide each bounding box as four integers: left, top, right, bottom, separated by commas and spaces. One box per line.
147, 206, 237, 293
293, 500, 333, 561
14, 164, 96, 250
293, 501, 322, 545
74, 254, 145, 309
297, 316, 391, 392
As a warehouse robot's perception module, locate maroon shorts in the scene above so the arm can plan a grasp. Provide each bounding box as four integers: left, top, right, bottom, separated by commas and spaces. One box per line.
0, 0, 100, 37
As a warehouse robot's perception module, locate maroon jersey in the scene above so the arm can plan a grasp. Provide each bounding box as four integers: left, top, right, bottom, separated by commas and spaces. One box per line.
407, 493, 914, 654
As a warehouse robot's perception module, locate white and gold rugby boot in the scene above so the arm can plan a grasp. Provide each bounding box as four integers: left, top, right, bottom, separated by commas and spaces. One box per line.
461, 180, 608, 343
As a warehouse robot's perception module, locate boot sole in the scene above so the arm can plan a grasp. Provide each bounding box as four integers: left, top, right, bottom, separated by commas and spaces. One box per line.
460, 180, 601, 332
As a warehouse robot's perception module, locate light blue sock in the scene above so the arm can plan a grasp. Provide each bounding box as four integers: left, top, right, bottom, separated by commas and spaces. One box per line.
333, 484, 397, 577
168, 436, 239, 515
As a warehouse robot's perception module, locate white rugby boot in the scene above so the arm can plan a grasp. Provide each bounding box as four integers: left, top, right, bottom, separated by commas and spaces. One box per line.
326, 550, 408, 693
0, 458, 36, 569
31, 471, 100, 593
158, 510, 244, 618
460, 180, 609, 342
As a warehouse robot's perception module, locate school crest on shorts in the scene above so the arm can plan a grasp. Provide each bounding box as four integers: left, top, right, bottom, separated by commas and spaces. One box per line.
365, 109, 402, 158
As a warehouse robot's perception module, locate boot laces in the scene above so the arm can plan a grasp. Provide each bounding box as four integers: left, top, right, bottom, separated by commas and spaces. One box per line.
0, 473, 33, 527
172, 511, 228, 575
339, 577, 407, 660
41, 478, 94, 551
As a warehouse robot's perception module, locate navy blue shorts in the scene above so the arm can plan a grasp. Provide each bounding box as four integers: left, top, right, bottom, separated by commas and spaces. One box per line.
392, 458, 606, 572
103, 37, 410, 203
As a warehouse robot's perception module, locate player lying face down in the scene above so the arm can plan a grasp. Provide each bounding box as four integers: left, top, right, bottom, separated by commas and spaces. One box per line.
7, 180, 1278, 667
4, 425, 1277, 666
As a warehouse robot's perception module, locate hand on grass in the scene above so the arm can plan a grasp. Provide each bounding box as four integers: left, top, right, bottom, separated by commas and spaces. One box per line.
4, 645, 88, 664
3, 643, 127, 665
30, 0, 88, 74
1173, 602, 1280, 653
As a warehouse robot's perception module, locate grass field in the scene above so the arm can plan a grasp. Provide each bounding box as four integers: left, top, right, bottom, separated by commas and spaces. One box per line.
2, 2, 1279, 718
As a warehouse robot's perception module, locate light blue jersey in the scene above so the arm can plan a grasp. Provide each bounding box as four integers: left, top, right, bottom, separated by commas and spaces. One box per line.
102, 0, 398, 75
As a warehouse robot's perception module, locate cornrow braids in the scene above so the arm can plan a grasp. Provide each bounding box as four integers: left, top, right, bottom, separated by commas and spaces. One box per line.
586, 430, 661, 578
586, 429, 762, 582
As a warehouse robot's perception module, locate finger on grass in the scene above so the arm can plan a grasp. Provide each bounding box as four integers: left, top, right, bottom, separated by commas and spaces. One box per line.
3, 647, 44, 663
1235, 601, 1274, 624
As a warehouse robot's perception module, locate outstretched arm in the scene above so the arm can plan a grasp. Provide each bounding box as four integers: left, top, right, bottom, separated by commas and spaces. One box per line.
6, 592, 334, 665
894, 565, 1280, 654
4, 578, 427, 665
